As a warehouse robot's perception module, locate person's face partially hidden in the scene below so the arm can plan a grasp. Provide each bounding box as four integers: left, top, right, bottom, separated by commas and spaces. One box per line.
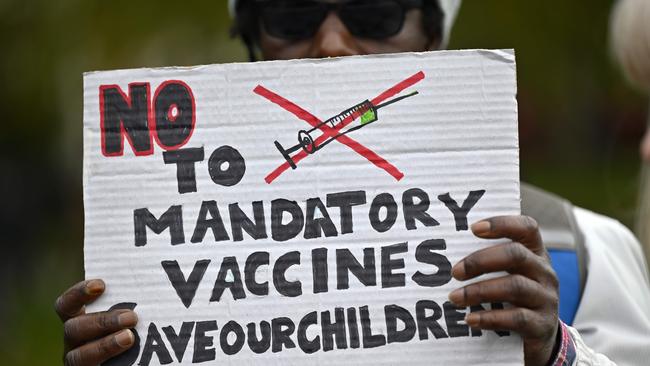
256, 1, 439, 60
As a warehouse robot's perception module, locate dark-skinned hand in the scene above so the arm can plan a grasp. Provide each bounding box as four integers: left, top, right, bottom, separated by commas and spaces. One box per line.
448, 215, 560, 366
55, 216, 557, 365
55, 279, 138, 366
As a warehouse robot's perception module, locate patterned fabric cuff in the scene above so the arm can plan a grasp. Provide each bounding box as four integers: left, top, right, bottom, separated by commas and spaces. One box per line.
550, 321, 577, 366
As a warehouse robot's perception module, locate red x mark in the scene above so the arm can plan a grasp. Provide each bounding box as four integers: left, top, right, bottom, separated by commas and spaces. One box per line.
254, 71, 425, 184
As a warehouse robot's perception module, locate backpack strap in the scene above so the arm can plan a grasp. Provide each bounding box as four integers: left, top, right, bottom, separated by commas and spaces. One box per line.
521, 183, 588, 325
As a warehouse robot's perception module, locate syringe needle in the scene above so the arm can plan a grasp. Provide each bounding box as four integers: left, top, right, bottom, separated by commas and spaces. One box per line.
375, 90, 419, 109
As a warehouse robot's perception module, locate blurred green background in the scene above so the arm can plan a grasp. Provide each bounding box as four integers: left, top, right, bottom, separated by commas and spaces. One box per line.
0, 0, 646, 364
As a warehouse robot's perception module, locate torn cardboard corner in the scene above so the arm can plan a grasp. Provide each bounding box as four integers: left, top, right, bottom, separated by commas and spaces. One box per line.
83, 49, 522, 365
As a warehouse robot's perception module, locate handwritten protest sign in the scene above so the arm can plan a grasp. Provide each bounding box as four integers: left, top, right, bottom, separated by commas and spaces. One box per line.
83, 49, 522, 365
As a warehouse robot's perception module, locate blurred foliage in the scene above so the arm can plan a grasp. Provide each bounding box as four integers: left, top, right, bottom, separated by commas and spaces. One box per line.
452, 0, 646, 225
0, 0, 646, 364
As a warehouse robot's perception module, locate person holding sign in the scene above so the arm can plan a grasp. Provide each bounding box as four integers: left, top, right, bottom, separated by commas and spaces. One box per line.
55, 1, 650, 366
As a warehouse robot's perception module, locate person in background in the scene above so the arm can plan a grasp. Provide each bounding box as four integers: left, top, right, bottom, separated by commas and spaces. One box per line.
54, 1, 650, 365
611, 0, 650, 272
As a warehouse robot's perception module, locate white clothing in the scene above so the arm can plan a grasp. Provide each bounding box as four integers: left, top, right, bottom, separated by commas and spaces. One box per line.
562, 207, 650, 365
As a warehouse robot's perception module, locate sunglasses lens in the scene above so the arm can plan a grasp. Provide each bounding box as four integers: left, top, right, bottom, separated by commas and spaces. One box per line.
340, 0, 405, 39
260, 1, 327, 41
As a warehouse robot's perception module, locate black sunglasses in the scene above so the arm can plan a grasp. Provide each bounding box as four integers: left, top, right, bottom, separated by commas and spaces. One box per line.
256, 0, 424, 41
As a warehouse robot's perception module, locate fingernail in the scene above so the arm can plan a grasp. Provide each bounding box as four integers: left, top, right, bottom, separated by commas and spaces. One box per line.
448, 288, 464, 305
115, 330, 134, 348
451, 261, 465, 280
471, 220, 491, 235
465, 313, 479, 327
118, 311, 138, 327
85, 280, 104, 295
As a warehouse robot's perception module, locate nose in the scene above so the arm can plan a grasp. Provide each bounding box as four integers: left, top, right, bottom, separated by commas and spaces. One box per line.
309, 12, 360, 58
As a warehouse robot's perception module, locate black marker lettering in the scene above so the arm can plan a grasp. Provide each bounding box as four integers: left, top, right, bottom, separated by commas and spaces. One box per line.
163, 147, 204, 194
336, 248, 376, 289
210, 257, 245, 302
134, 206, 184, 246
297, 311, 320, 354
161, 322, 194, 363
161, 260, 210, 308
326, 191, 366, 234
208, 145, 246, 187
153, 81, 194, 149
192, 321, 218, 363
271, 317, 296, 353
322, 308, 347, 351
412, 239, 452, 287
443, 301, 469, 338
100, 83, 152, 157
381, 242, 408, 288
304, 198, 338, 239
385, 304, 416, 344
229, 201, 267, 241
311, 248, 329, 294
415, 300, 448, 340
244, 252, 269, 296
271, 199, 304, 242
191, 200, 229, 243
247, 321, 271, 354
220, 321, 245, 355
360, 305, 386, 348
403, 188, 439, 230
347, 307, 360, 349
139, 323, 172, 366
369, 193, 398, 233
438, 190, 486, 231
273, 251, 302, 297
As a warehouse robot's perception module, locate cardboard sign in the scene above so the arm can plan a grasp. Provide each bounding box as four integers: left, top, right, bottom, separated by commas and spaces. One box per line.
83, 49, 522, 365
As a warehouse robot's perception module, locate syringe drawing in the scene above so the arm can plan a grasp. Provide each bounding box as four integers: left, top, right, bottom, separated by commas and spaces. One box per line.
254, 71, 426, 183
